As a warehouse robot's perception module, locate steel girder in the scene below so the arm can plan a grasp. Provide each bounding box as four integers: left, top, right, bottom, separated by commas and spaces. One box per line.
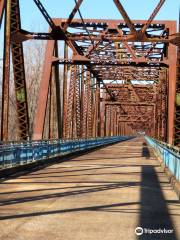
174, 19, 180, 146
11, 0, 29, 140
1, 0, 29, 141
33, 40, 55, 140
102, 76, 168, 139
1, 0, 11, 141
20, 19, 179, 44
11, 18, 177, 85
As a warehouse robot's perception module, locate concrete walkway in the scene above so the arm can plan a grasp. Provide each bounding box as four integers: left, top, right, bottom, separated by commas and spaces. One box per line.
0, 137, 180, 240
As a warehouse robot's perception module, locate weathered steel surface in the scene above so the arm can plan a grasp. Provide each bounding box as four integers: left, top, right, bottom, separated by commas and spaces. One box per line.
174, 18, 180, 146
0, 0, 179, 142
1, 0, 11, 141
62, 43, 68, 138
11, 0, 29, 140
167, 22, 177, 144
53, 41, 61, 139
1, 0, 29, 141
33, 40, 55, 140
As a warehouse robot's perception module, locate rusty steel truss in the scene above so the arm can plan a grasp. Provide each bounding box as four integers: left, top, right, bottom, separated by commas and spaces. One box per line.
0, 0, 180, 144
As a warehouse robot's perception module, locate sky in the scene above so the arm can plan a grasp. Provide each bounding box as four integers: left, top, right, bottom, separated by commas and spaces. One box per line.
18, 0, 179, 31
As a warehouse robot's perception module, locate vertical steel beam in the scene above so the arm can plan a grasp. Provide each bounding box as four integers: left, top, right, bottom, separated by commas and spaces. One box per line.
156, 78, 162, 140
111, 106, 114, 136
49, 76, 53, 139
86, 71, 93, 137
100, 89, 106, 137
1, 0, 11, 141
82, 69, 88, 138
104, 105, 107, 136
80, 65, 85, 138
11, 0, 29, 140
75, 65, 81, 138
108, 106, 111, 136
167, 22, 177, 144
66, 65, 76, 139
96, 80, 101, 137
54, 41, 61, 138
62, 42, 68, 138
33, 40, 55, 140
174, 18, 180, 146
105, 105, 109, 136
161, 69, 168, 141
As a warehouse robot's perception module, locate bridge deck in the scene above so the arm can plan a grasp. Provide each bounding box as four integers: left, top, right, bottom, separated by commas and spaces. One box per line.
0, 137, 180, 240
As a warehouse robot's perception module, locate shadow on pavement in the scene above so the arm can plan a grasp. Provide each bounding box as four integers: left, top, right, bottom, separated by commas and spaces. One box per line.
138, 143, 178, 240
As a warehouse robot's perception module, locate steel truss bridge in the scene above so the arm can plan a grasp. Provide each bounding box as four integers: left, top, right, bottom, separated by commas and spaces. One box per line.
0, 1, 180, 239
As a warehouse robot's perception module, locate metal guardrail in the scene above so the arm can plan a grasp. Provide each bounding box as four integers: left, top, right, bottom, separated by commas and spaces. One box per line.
145, 136, 180, 181
0, 136, 131, 169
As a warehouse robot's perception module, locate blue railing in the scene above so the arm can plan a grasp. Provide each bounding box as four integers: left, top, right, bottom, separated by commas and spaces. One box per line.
0, 136, 131, 169
145, 136, 180, 181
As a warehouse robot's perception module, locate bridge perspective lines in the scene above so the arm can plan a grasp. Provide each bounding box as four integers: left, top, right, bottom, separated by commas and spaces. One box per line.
0, 137, 180, 240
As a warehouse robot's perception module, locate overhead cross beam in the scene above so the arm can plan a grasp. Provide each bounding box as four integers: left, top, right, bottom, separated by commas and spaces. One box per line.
19, 29, 176, 43
54, 58, 167, 67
